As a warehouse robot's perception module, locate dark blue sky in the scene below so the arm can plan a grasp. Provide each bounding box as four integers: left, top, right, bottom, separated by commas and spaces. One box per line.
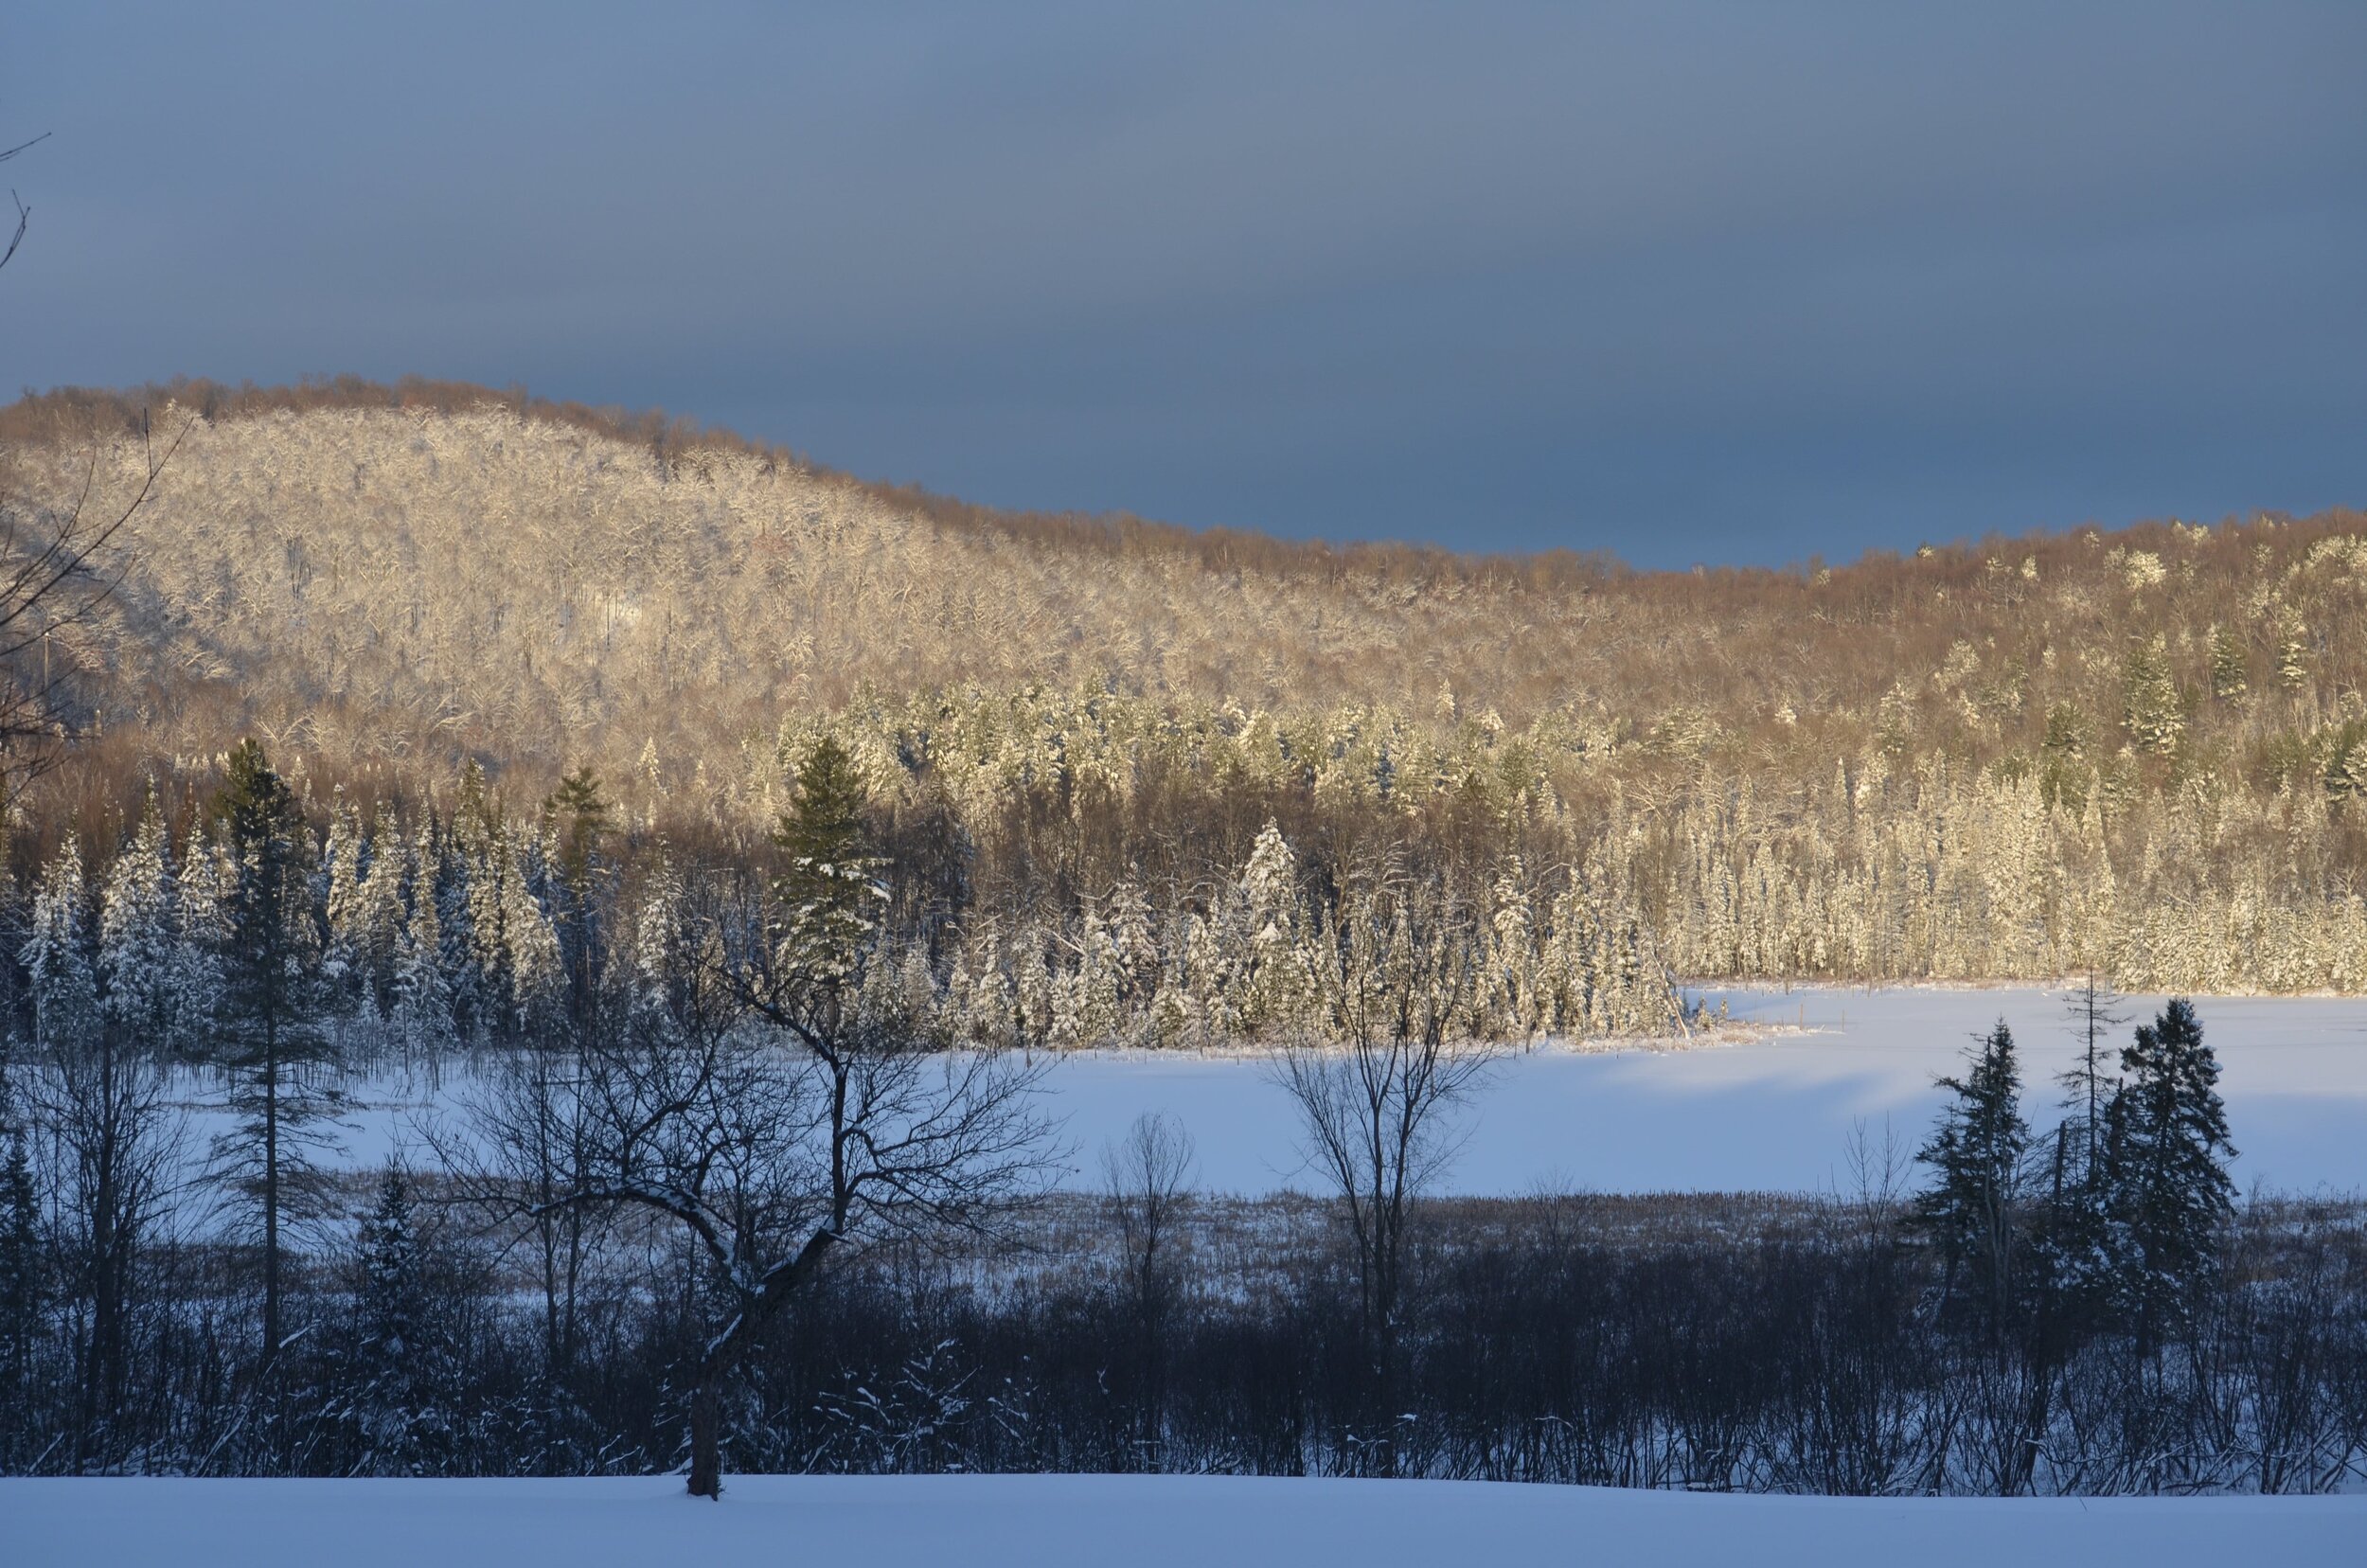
6, 3, 2363, 567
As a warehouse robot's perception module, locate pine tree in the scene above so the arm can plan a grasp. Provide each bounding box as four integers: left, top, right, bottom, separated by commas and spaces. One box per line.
2274, 606, 2309, 690
207, 739, 341, 1367
1106, 880, 1158, 1006
322, 792, 365, 1015
2056, 972, 2127, 1183
24, 839, 98, 1052
424, 820, 483, 1042
391, 847, 457, 1059
2034, 972, 2130, 1318
173, 829, 231, 1042
1069, 907, 1123, 1046
0, 1111, 43, 1441
352, 811, 409, 1017
98, 789, 186, 1049
773, 737, 885, 996
2103, 997, 2236, 1348
1012, 929, 1054, 1044
1484, 862, 1539, 1039
353, 1163, 434, 1474
1236, 821, 1311, 1034
1911, 1020, 2029, 1335
2121, 638, 2183, 755
2207, 625, 2248, 702
544, 766, 611, 895
500, 844, 563, 1037
543, 766, 611, 1024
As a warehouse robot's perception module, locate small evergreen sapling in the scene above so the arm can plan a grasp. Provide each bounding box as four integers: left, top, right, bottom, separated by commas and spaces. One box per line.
354, 1163, 437, 1474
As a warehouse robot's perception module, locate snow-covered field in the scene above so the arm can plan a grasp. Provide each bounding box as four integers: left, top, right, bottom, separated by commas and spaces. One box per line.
5, 1474, 2358, 1567
293, 987, 2367, 1198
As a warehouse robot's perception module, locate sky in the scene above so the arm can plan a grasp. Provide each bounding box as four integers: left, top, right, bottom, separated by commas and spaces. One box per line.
5, 2, 2363, 568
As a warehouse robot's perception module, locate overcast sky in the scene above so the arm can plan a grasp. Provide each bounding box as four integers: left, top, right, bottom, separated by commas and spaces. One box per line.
6, 3, 2363, 566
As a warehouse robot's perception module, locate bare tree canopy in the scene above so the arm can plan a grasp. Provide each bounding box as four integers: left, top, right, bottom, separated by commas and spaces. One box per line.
1272, 867, 1494, 1476
0, 131, 183, 801
509, 744, 1059, 1497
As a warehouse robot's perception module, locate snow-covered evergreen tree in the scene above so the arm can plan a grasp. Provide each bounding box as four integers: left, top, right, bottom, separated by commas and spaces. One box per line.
98, 793, 185, 1048
353, 811, 409, 1017
1236, 821, 1312, 1034
391, 836, 458, 1059
25, 838, 98, 1050
322, 793, 366, 1013
352, 1163, 440, 1474
1012, 928, 1055, 1045
501, 839, 563, 1037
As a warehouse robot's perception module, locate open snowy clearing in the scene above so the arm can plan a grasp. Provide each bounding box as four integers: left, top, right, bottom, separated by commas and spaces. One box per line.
5, 1475, 2358, 1568
270, 986, 2367, 1198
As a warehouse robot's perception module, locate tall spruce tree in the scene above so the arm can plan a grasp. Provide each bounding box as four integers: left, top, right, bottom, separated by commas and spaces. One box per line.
391, 846, 457, 1059
2104, 997, 2235, 1348
207, 739, 340, 1367
25, 839, 98, 1052
1912, 1019, 2030, 1336
772, 737, 885, 996
543, 766, 611, 1028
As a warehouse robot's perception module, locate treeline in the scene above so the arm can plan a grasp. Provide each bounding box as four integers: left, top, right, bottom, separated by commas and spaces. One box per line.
1, 744, 1684, 1065
0, 733, 2356, 1493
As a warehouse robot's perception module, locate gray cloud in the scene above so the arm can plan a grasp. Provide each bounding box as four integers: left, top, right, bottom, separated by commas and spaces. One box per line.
6, 1, 2362, 563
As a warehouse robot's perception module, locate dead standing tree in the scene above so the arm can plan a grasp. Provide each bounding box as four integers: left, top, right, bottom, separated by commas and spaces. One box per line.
1272, 869, 1491, 1477
535, 739, 1057, 1498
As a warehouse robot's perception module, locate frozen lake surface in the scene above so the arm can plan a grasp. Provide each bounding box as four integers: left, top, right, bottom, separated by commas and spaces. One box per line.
8, 1474, 2359, 1568
1035, 987, 2367, 1196
296, 987, 2367, 1199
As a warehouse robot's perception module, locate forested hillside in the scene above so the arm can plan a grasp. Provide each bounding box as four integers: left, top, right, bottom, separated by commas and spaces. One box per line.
4, 378, 2366, 999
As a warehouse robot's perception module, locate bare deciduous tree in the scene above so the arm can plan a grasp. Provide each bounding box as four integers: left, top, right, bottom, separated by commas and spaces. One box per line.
1101, 1110, 1195, 1463
1273, 870, 1491, 1475
0, 131, 182, 803
16, 1016, 185, 1469
529, 744, 1058, 1498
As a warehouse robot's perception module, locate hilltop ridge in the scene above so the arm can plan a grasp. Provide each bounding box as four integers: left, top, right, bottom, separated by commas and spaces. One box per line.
6, 377, 2359, 804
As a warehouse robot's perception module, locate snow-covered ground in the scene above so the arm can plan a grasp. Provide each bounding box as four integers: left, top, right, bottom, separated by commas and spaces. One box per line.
5, 1474, 2358, 1568
1041, 986, 2367, 1195
267, 987, 2367, 1198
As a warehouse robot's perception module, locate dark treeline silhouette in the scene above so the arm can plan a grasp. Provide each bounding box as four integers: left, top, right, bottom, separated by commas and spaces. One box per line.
0, 1177, 2357, 1494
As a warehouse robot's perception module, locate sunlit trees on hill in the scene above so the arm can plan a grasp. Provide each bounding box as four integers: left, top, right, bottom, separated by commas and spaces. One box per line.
0, 388, 2363, 998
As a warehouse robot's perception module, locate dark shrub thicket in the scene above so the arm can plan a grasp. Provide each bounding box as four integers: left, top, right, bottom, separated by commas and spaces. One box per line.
0, 1186, 2358, 1495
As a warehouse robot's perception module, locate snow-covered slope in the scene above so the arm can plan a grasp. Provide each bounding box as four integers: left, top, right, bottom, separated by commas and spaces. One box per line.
5, 1474, 2358, 1568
